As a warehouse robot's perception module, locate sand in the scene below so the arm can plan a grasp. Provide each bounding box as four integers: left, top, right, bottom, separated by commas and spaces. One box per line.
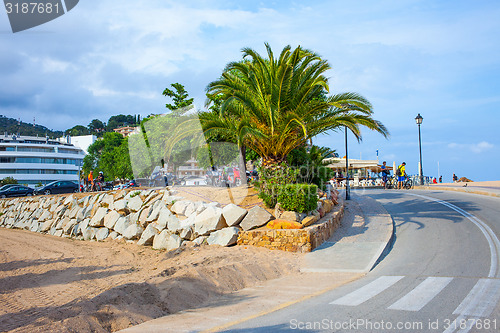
0, 228, 301, 332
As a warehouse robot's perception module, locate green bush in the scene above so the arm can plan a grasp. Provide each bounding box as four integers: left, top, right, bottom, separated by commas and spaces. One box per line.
0, 177, 18, 186
256, 162, 298, 208
277, 184, 318, 213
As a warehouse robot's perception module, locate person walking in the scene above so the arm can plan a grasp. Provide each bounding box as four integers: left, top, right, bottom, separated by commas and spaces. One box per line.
397, 162, 406, 189
381, 161, 389, 188
88, 170, 94, 191
453, 173, 458, 182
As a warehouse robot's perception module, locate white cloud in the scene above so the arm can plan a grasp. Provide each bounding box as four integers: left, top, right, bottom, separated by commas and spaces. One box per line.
448, 141, 494, 154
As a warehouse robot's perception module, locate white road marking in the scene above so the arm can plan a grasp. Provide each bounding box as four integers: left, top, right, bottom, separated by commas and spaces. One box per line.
330, 275, 404, 306
453, 278, 500, 317
388, 277, 453, 311
407, 193, 500, 333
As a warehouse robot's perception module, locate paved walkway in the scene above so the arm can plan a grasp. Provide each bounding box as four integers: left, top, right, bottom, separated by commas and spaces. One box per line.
119, 193, 394, 333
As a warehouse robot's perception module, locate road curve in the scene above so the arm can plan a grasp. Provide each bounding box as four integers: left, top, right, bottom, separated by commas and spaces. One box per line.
221, 189, 500, 333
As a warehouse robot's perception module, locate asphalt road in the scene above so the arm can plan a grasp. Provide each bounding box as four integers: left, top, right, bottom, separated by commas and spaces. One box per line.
220, 189, 500, 333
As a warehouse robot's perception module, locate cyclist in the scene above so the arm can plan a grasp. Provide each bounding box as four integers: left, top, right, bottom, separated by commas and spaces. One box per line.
96, 171, 105, 191
397, 162, 406, 189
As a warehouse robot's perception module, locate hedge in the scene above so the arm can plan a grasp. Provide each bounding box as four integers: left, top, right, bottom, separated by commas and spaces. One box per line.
277, 184, 318, 213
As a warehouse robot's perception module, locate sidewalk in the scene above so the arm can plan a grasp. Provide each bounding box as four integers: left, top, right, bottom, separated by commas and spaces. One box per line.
417, 180, 500, 198
119, 192, 394, 333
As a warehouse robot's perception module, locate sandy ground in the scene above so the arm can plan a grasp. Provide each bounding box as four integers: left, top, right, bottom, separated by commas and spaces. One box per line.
0, 228, 301, 333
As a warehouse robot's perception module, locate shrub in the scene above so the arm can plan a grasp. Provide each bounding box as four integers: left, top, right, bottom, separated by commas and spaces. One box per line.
256, 162, 297, 208
0, 177, 18, 186
277, 184, 318, 213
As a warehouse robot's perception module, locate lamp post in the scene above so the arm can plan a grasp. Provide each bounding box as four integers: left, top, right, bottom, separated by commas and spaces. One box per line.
415, 113, 424, 185
345, 126, 350, 200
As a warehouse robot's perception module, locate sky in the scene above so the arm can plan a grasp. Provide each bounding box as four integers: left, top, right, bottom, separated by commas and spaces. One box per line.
1, 0, 499, 182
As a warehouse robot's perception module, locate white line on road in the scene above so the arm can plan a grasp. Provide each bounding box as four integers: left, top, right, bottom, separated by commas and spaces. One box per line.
453, 279, 500, 317
388, 277, 453, 311
330, 275, 404, 306
408, 193, 500, 333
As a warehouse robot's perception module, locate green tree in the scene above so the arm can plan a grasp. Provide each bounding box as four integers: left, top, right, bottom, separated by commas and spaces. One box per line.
163, 83, 194, 114
0, 177, 18, 186
88, 119, 106, 136
83, 132, 133, 180
106, 114, 137, 131
65, 125, 90, 136
203, 43, 389, 171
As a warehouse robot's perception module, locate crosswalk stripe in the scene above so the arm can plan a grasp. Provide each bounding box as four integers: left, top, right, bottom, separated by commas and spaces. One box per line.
387, 277, 453, 311
453, 279, 500, 317
330, 276, 404, 306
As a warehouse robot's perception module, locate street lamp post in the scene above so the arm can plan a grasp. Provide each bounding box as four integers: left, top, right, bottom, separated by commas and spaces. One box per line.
345, 126, 350, 200
415, 113, 424, 185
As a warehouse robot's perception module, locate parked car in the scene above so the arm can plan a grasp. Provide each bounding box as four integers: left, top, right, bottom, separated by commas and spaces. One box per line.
0, 184, 19, 192
127, 179, 140, 188
34, 181, 79, 195
0, 185, 34, 198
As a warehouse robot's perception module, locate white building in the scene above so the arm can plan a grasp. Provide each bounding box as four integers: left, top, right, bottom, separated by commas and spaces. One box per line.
0, 134, 85, 187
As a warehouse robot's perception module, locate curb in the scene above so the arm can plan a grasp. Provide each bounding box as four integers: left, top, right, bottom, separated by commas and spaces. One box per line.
415, 186, 500, 198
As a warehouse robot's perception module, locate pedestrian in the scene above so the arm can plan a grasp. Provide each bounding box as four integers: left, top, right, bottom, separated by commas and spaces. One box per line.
453, 173, 458, 182
433, 177, 437, 184
397, 162, 406, 189
381, 161, 389, 188
439, 176, 442, 183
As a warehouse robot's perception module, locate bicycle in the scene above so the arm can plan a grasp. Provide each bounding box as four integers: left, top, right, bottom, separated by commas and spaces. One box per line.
385, 175, 412, 189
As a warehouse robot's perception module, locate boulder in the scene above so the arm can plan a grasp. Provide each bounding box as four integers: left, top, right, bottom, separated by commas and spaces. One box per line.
112, 199, 129, 214
166, 214, 183, 233
155, 206, 173, 230
194, 206, 227, 236
222, 204, 247, 226
170, 200, 191, 216
40, 219, 56, 232
89, 207, 108, 227
128, 195, 143, 212
109, 231, 119, 240
137, 225, 159, 246
152, 230, 182, 250
63, 219, 78, 234
301, 214, 319, 227
114, 216, 132, 235
96, 228, 110, 241
193, 236, 207, 246
104, 210, 122, 229
207, 227, 240, 246
266, 219, 303, 229
240, 206, 274, 231
82, 227, 98, 241
179, 226, 193, 240
122, 224, 144, 240
38, 210, 53, 222
146, 202, 165, 222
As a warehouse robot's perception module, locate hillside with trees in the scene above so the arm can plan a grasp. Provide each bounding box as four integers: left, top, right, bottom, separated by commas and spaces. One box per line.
0, 115, 63, 137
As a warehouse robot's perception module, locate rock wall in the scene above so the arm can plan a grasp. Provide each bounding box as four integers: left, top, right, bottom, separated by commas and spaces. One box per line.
237, 198, 344, 253
0, 189, 344, 253
0, 189, 249, 250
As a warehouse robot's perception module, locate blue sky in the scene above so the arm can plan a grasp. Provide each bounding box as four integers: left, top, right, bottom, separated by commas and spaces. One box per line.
1, 0, 499, 181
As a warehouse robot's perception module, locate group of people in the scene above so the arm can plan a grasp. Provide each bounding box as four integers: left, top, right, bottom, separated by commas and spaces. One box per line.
83, 170, 105, 192
380, 161, 408, 189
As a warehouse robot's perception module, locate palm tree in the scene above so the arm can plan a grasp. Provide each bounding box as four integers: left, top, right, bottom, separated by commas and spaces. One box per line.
202, 43, 388, 171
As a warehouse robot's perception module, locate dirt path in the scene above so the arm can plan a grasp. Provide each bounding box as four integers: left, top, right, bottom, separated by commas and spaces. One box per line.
0, 228, 301, 332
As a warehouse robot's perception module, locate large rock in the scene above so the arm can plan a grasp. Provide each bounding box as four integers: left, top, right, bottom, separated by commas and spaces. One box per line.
114, 216, 132, 235
152, 230, 182, 250
240, 206, 274, 231
63, 219, 78, 234
170, 200, 191, 216
222, 204, 247, 226
194, 206, 227, 236
137, 224, 159, 246
155, 206, 173, 230
112, 199, 129, 214
82, 227, 98, 241
128, 195, 143, 212
166, 214, 183, 233
122, 224, 144, 240
40, 219, 56, 232
207, 227, 240, 246
89, 207, 108, 227
104, 210, 122, 229
38, 210, 53, 222
96, 227, 110, 241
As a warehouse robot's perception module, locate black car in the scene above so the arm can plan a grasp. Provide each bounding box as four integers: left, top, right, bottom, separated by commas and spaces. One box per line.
0, 184, 19, 191
35, 181, 79, 195
0, 185, 34, 198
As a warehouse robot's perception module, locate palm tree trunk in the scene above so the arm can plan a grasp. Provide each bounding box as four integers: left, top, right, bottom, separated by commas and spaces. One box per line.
238, 145, 247, 185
